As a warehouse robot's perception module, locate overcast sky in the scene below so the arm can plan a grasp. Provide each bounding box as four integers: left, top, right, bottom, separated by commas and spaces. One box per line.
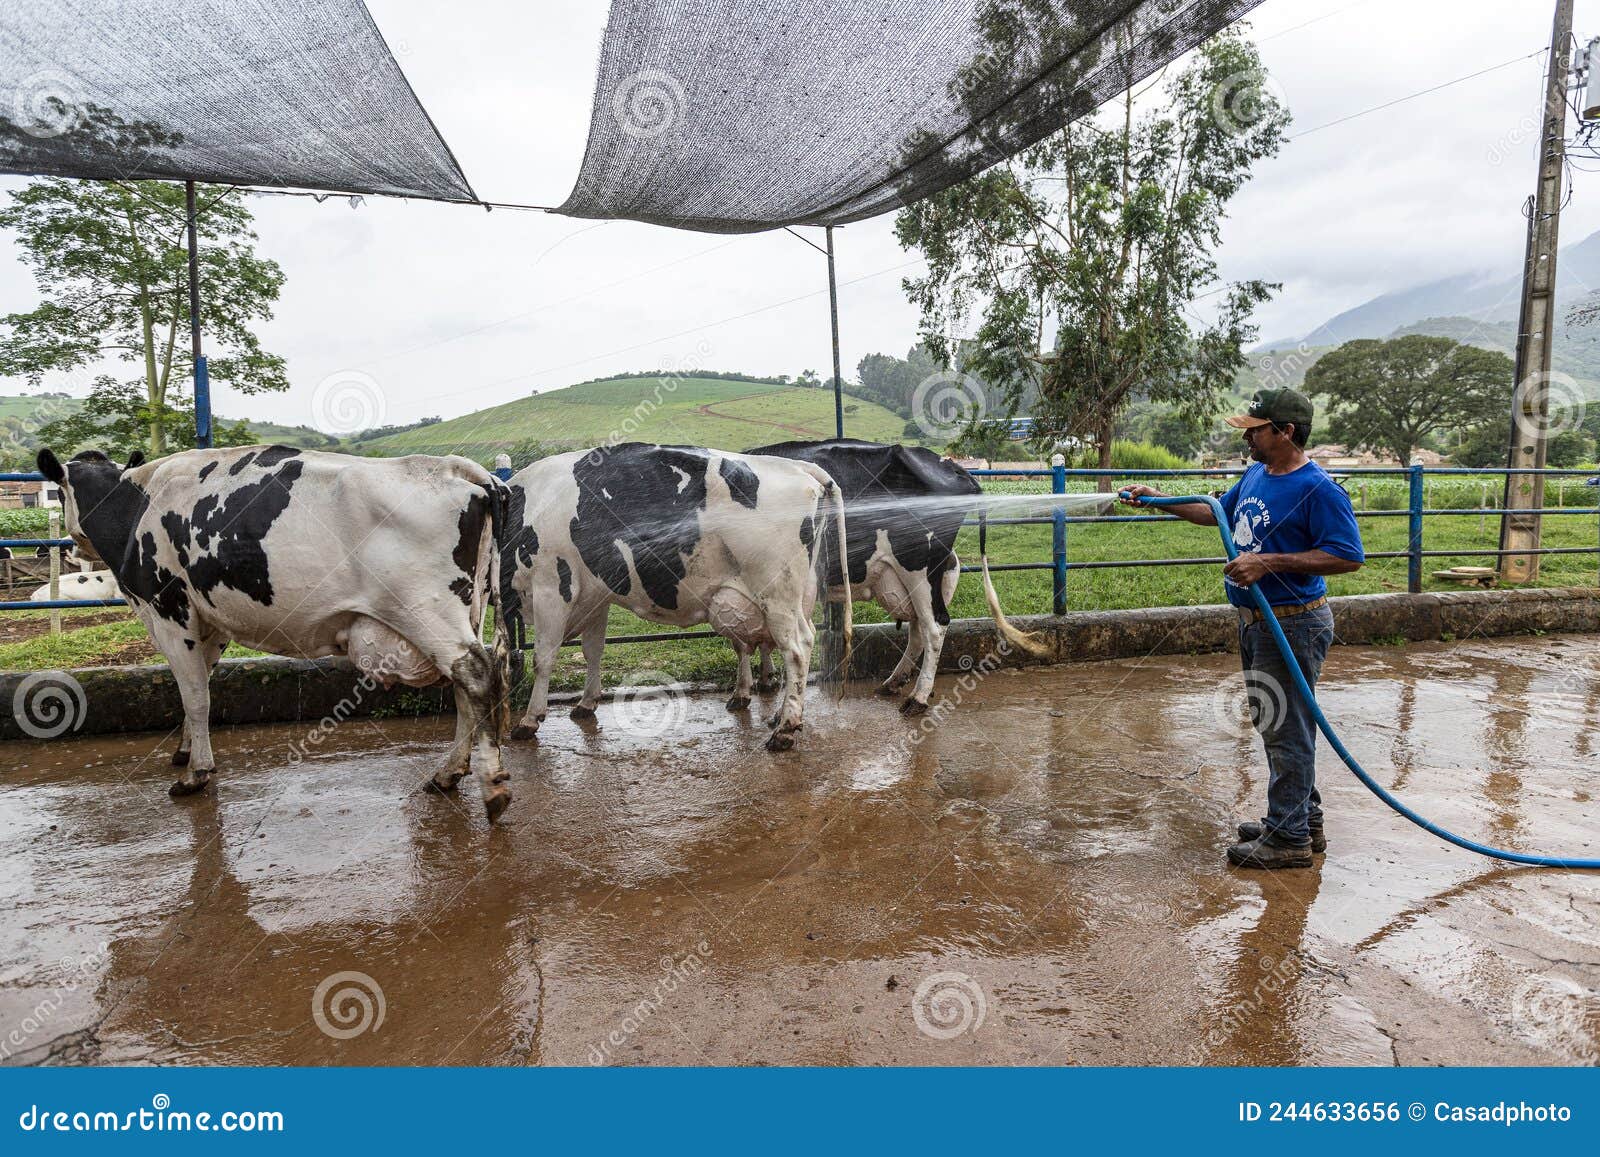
1, 0, 1596, 432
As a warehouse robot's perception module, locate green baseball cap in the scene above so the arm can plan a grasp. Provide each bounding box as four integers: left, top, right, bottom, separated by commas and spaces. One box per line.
1226, 387, 1314, 430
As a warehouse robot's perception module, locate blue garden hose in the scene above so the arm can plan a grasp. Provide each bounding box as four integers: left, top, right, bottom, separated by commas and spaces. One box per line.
1121, 491, 1600, 869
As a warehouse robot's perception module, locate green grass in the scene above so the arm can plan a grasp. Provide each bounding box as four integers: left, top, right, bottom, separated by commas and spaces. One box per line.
358, 376, 915, 463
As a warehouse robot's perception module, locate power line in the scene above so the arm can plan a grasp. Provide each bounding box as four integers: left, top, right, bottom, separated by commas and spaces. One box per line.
1257, 0, 1378, 46
1288, 47, 1547, 141
407, 255, 928, 409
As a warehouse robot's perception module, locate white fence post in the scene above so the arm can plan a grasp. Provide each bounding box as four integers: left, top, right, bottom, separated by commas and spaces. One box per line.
47, 509, 61, 636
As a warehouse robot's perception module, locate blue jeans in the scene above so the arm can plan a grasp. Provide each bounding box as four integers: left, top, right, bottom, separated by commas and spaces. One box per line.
1237, 604, 1334, 846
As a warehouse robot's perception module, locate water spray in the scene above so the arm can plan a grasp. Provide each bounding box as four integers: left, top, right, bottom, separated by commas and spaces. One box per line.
1123, 491, 1600, 870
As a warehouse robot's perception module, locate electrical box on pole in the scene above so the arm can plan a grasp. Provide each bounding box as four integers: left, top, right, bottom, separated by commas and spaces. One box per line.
1581, 36, 1600, 119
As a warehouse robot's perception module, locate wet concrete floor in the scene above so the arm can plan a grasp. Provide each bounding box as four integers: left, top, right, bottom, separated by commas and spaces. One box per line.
3, 634, 1600, 1066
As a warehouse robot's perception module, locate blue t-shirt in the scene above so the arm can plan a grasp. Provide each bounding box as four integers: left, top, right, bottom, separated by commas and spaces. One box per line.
1217, 460, 1364, 608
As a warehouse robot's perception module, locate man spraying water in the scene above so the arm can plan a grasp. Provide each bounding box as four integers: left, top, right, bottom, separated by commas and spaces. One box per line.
1120, 388, 1365, 870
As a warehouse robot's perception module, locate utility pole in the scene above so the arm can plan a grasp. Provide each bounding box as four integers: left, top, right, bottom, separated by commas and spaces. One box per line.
1499, 0, 1573, 582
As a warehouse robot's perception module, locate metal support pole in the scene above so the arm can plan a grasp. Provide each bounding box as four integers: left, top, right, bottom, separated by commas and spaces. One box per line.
1051, 453, 1067, 615
1407, 464, 1424, 594
1499, 0, 1573, 581
826, 225, 843, 441
186, 180, 212, 449
820, 225, 848, 679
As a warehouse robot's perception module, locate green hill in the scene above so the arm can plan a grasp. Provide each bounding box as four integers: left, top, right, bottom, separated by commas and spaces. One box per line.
0, 393, 334, 467
359, 374, 918, 463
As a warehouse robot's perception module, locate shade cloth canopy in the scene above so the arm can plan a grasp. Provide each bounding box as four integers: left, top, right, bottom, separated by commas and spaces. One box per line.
0, 0, 474, 201
559, 0, 1263, 233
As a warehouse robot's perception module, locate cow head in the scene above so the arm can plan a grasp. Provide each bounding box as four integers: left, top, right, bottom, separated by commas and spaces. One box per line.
36, 448, 146, 566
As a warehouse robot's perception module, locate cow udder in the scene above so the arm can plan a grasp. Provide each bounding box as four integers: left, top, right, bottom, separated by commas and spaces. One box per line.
344, 615, 443, 688
708, 587, 772, 648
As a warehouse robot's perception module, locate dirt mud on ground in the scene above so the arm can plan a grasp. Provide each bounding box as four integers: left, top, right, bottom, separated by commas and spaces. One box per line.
3, 634, 1599, 1066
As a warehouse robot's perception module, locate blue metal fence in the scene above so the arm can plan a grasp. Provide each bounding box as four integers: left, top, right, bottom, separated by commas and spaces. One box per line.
4, 465, 1598, 628
964, 464, 1600, 613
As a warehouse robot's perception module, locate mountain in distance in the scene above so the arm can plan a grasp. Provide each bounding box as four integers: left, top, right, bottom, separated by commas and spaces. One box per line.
1264, 227, 1600, 350
1250, 228, 1600, 398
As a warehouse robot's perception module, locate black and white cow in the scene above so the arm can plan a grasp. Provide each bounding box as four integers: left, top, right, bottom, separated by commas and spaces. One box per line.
747, 439, 1048, 714
500, 442, 851, 751
29, 570, 121, 601
36, 445, 515, 820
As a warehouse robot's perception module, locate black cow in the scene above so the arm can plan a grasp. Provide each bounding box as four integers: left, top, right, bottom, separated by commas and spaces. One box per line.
748, 439, 1047, 713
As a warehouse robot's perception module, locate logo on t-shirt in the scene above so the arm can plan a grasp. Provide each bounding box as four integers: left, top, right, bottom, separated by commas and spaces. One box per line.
1231, 496, 1270, 552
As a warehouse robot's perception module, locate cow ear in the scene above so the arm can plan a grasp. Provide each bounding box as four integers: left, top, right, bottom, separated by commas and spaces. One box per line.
124, 450, 145, 470
36, 448, 65, 484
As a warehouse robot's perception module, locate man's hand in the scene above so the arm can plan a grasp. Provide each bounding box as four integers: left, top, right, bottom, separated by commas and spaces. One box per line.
1224, 552, 1275, 586
1117, 484, 1166, 507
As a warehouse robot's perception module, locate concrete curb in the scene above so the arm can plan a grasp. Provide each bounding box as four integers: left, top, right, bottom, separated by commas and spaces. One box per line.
875, 586, 1599, 677
3, 587, 1596, 740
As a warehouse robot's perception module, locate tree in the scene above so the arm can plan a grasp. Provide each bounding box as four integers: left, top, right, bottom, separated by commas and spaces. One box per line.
28, 376, 254, 460
1305, 335, 1512, 465
1454, 418, 1592, 468
895, 29, 1287, 488
856, 343, 942, 417
0, 178, 288, 458
1115, 400, 1208, 459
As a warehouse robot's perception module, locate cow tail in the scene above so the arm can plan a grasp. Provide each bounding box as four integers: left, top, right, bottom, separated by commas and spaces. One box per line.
485, 478, 515, 733
827, 478, 852, 692
979, 510, 1052, 659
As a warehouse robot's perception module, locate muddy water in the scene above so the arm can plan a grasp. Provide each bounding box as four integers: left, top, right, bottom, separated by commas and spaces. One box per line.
3, 634, 1599, 1067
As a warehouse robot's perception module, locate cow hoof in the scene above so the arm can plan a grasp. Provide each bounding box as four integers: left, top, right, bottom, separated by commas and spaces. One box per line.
726, 695, 751, 712
764, 731, 795, 753
425, 773, 463, 794
755, 678, 781, 694
569, 704, 596, 721
168, 771, 212, 797
899, 697, 929, 717
171, 749, 191, 767
484, 788, 512, 824
509, 724, 540, 742
874, 682, 900, 698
